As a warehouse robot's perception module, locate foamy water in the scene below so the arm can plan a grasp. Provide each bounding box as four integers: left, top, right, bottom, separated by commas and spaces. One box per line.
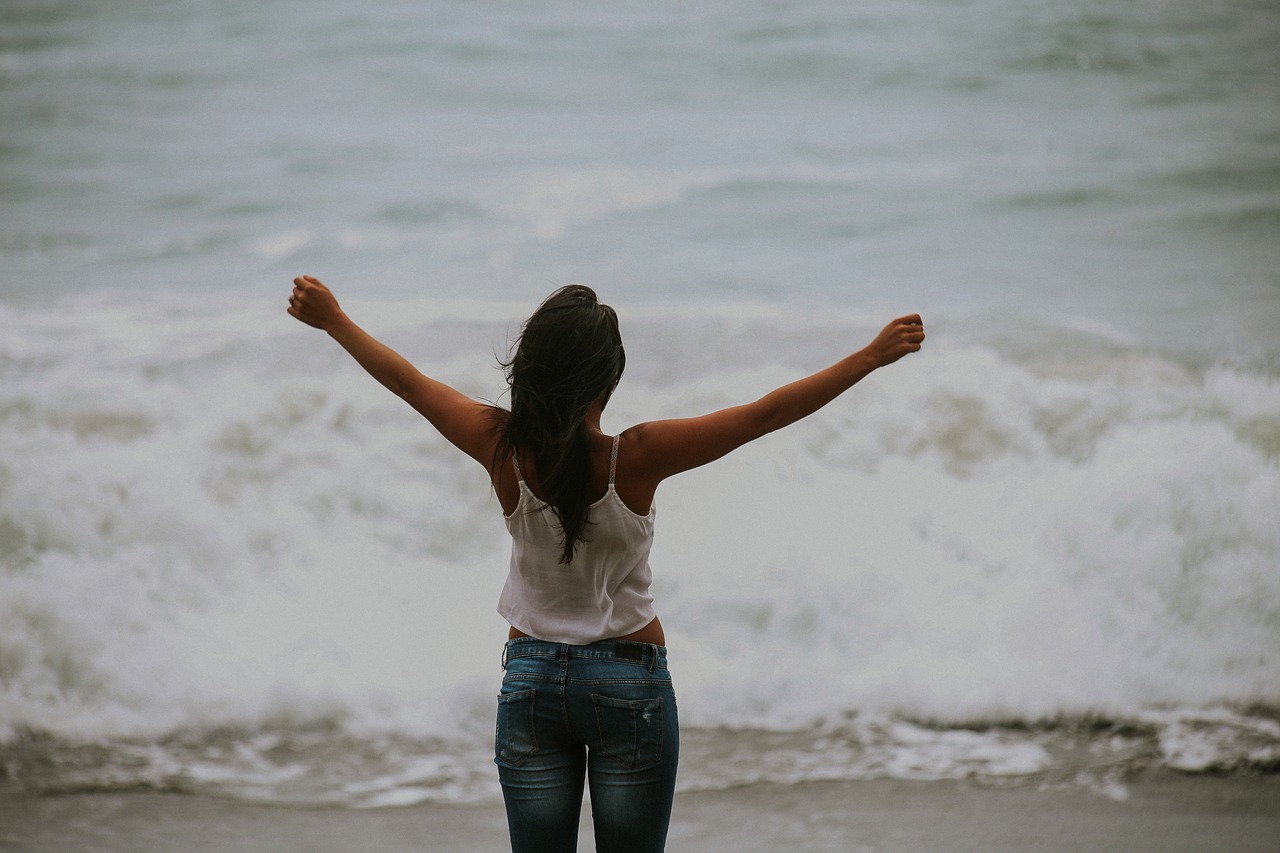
2, 0, 1278, 804
2, 294, 1277, 802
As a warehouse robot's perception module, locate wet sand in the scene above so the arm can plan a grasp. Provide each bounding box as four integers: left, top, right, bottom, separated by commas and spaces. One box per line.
3, 773, 1277, 852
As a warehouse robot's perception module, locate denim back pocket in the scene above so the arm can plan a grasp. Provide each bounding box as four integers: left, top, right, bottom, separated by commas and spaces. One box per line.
592, 695, 664, 770
495, 688, 539, 767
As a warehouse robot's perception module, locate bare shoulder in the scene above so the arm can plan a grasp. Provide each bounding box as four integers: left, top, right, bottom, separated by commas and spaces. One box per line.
617, 420, 677, 466
618, 403, 765, 483
613, 423, 664, 513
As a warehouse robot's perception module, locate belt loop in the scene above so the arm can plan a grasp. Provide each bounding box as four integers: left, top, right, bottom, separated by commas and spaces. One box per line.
647, 643, 658, 673
501, 642, 509, 671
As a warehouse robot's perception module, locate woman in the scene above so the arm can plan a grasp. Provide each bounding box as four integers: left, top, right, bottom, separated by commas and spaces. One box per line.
286, 276, 924, 852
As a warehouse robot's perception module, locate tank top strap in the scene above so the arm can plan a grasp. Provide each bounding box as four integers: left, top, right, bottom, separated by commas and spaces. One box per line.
608, 435, 620, 486
511, 450, 523, 482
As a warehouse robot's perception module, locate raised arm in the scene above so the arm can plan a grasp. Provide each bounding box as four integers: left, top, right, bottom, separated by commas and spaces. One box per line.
287, 276, 499, 468
625, 314, 924, 486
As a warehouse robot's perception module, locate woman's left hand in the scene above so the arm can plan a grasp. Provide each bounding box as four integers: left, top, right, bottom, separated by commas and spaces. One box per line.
287, 275, 347, 331
864, 314, 925, 368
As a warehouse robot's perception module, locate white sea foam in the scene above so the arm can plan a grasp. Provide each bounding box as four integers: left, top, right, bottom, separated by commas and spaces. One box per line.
2, 295, 1277, 753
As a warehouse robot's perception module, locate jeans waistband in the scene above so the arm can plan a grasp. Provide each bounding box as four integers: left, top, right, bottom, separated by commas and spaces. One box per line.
502, 637, 667, 672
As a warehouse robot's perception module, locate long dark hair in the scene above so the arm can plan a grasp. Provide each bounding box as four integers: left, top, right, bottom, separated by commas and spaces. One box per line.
498, 285, 626, 563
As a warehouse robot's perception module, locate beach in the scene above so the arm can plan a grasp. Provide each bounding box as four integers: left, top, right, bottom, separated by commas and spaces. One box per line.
3, 0, 1278, 846
4, 773, 1278, 853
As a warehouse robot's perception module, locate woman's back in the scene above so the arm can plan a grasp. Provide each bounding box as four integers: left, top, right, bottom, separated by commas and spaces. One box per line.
493, 427, 651, 517
499, 433, 657, 645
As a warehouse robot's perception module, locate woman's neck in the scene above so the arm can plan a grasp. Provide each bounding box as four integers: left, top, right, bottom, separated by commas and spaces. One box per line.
584, 398, 606, 435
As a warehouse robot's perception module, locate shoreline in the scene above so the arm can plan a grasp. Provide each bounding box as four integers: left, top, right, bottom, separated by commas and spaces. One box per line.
3, 773, 1278, 853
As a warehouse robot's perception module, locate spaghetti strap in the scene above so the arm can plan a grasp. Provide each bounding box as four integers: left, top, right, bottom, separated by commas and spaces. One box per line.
511, 450, 523, 482
608, 435, 620, 486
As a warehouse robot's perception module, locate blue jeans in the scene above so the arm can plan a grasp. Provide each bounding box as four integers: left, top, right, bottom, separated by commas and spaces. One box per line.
495, 638, 679, 853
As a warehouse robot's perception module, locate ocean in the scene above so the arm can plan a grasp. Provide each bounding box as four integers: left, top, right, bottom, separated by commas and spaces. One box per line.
2, 0, 1278, 809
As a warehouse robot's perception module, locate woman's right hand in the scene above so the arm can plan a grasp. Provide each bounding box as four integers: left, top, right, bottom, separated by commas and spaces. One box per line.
865, 314, 925, 367
287, 275, 347, 331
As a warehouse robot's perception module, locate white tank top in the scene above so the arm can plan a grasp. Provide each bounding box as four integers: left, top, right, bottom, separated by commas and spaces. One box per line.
497, 436, 657, 645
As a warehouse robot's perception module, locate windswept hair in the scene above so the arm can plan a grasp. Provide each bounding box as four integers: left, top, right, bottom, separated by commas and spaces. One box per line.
497, 285, 626, 563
